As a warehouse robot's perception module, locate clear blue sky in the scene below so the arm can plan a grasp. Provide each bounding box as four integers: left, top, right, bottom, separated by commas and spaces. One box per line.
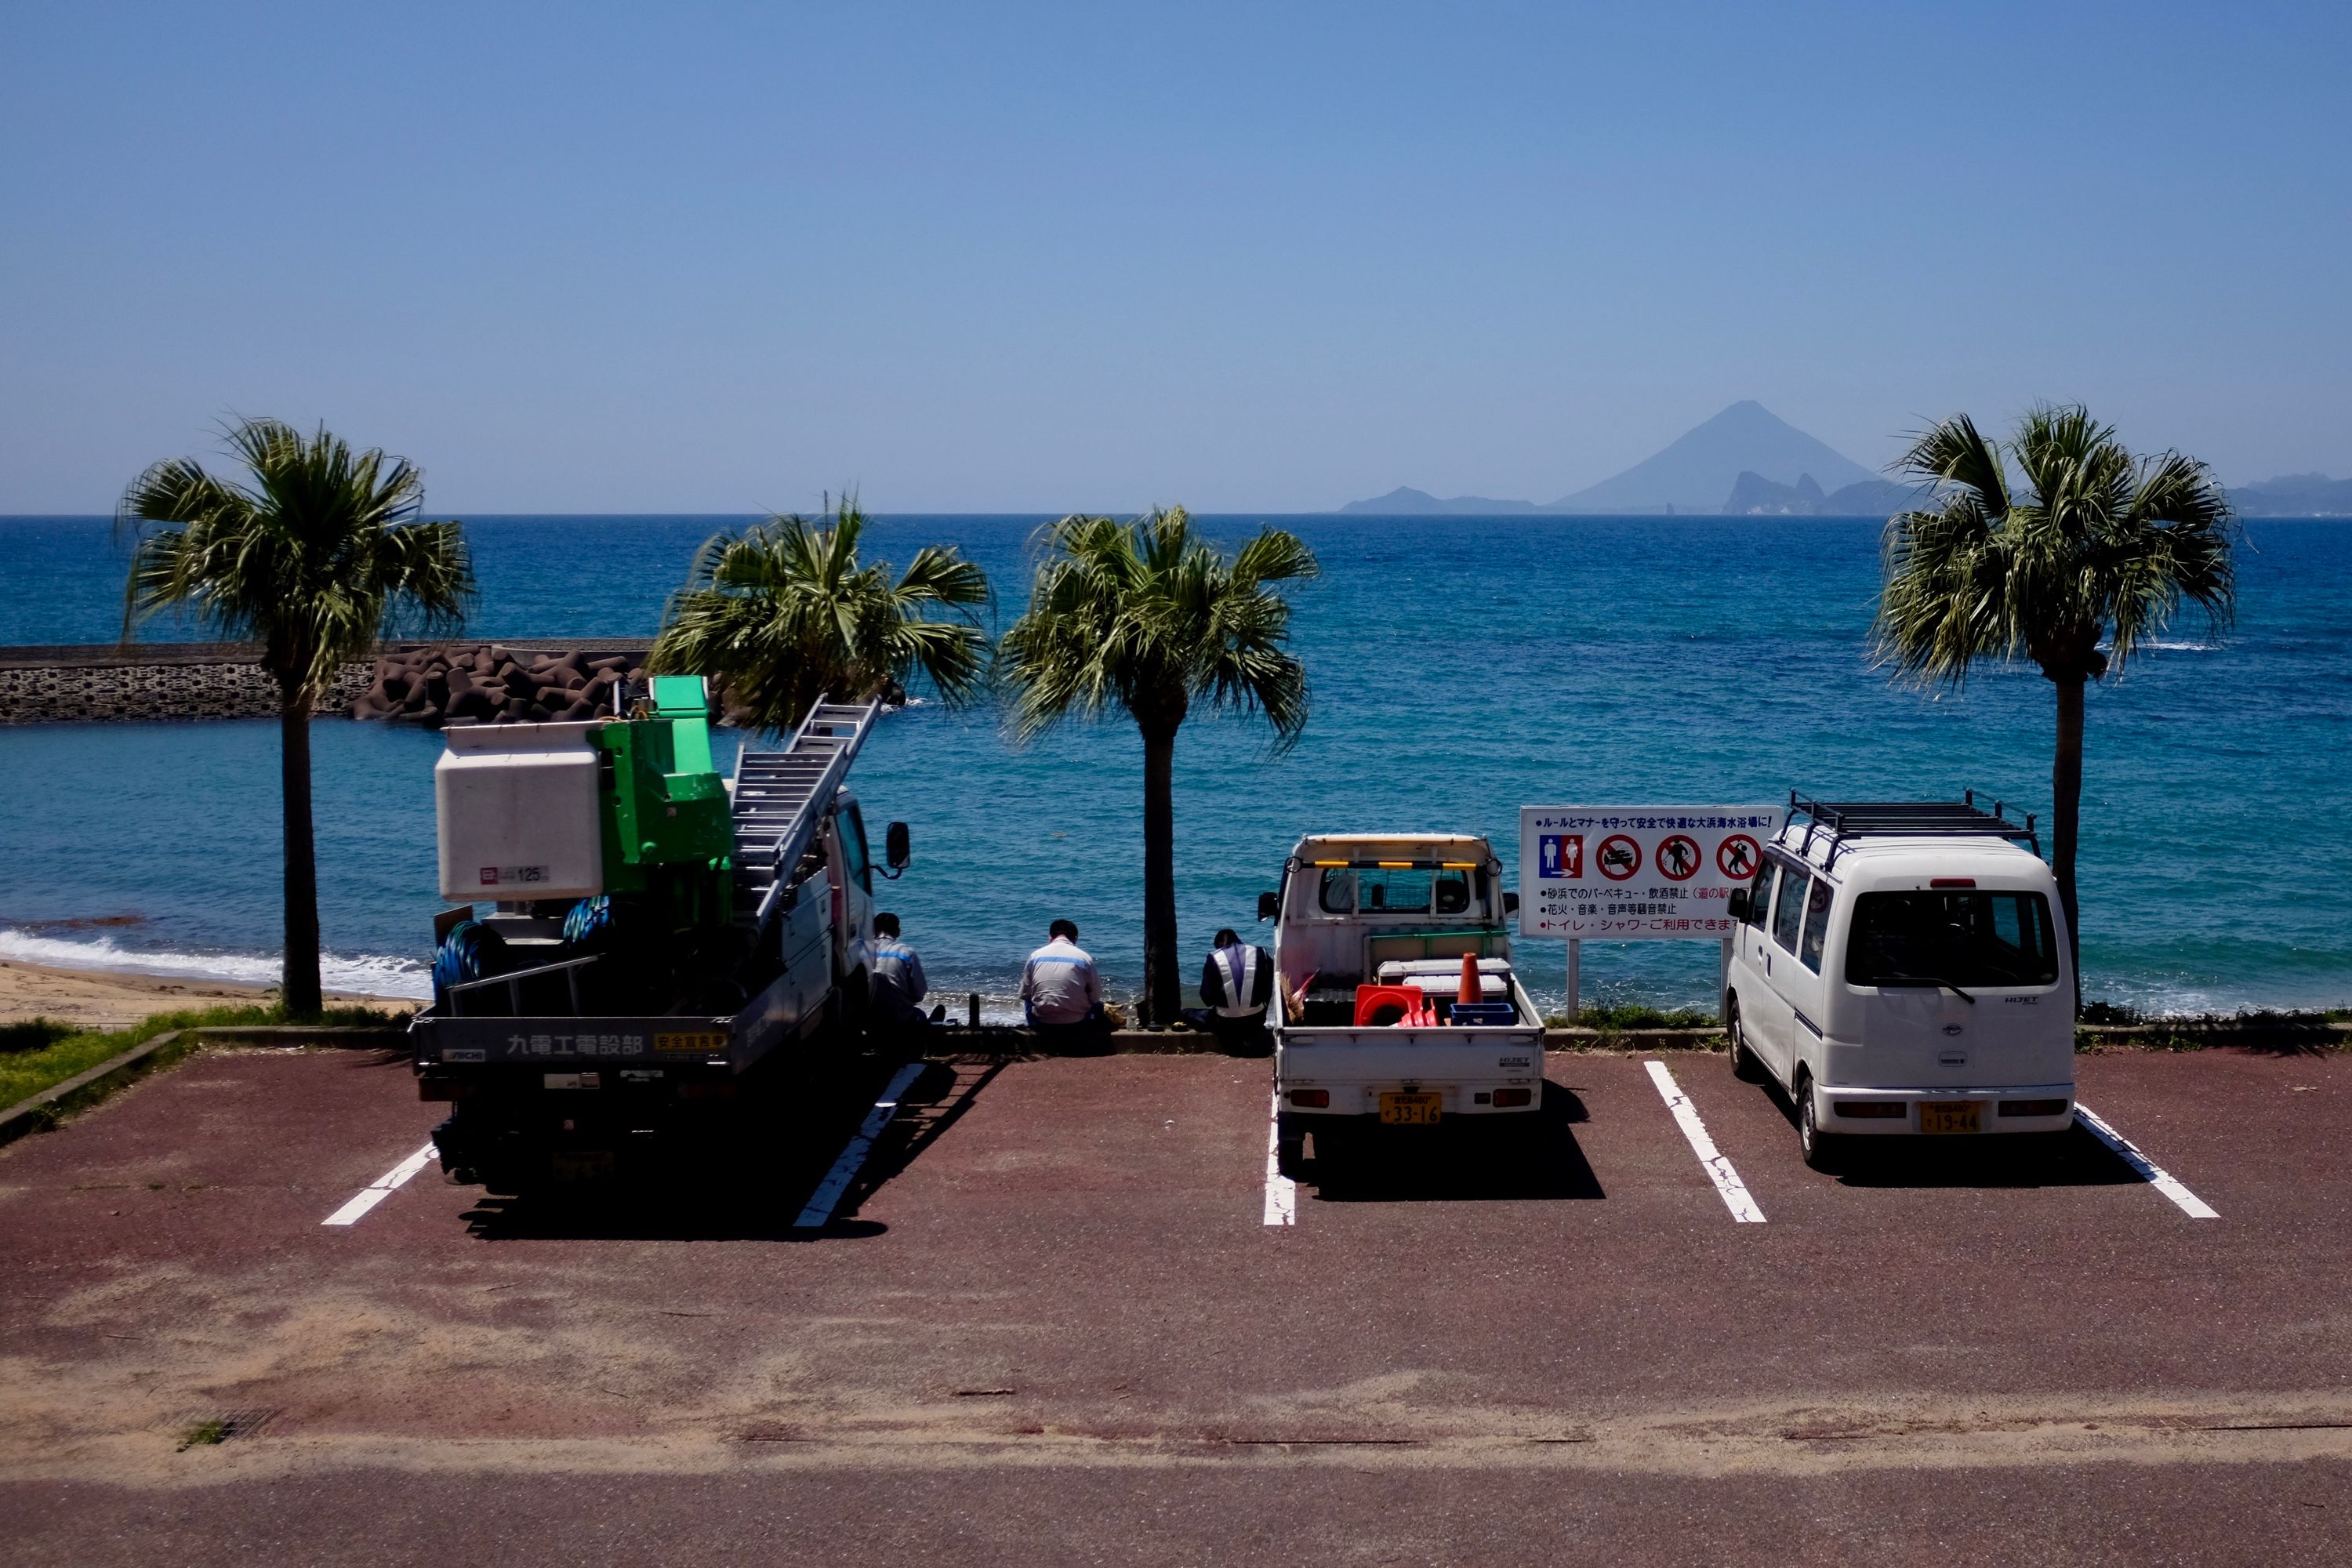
3, 1, 2347, 514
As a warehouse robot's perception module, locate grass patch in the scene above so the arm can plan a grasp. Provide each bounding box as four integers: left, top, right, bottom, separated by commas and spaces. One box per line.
1543, 1004, 1720, 1032
0, 1018, 77, 1054
176, 1418, 230, 1451
0, 1004, 407, 1116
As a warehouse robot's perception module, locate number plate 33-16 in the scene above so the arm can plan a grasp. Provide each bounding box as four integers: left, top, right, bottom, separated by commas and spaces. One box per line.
1379, 1092, 1442, 1127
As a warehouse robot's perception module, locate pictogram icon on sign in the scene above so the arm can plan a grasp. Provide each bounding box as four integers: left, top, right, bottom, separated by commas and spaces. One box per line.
1657, 834, 1700, 881
1597, 835, 1641, 880
1717, 834, 1760, 880
1537, 833, 1584, 879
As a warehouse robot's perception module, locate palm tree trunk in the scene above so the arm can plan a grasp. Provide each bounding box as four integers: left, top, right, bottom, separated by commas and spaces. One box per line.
1139, 719, 1181, 1028
278, 682, 325, 1018
2051, 674, 2085, 1013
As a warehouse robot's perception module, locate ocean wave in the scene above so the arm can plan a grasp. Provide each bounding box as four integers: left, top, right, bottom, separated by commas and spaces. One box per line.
0, 929, 432, 1000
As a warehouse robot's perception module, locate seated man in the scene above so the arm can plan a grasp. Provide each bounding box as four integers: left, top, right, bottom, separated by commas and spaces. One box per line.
869, 913, 932, 1031
1190, 926, 1276, 1054
1021, 918, 1106, 1047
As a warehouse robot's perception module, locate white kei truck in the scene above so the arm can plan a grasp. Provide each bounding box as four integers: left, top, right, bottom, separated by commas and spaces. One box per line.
1259, 833, 1548, 1178
1722, 795, 2077, 1167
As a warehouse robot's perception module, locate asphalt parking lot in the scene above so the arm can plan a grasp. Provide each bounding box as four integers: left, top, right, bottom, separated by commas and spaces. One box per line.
2, 1042, 2349, 1566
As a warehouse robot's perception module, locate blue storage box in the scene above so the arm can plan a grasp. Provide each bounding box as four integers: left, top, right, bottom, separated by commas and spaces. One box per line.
1447, 1001, 1516, 1027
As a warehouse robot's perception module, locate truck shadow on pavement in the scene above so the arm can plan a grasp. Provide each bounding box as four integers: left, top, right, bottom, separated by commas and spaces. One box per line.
455, 1053, 1000, 1242
1305, 1083, 1605, 1203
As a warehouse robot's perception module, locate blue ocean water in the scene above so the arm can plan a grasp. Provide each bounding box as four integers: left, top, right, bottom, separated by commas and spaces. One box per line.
1, 514, 2345, 1016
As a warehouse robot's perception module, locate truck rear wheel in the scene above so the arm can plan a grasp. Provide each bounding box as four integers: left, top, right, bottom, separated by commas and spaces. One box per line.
1275, 1113, 1306, 1181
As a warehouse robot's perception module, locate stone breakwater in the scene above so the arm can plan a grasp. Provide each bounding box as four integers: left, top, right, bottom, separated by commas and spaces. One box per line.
0, 641, 648, 726
351, 644, 651, 726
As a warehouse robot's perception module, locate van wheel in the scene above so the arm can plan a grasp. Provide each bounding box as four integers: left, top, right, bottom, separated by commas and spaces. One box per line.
1724, 997, 1762, 1082
1796, 1073, 1838, 1171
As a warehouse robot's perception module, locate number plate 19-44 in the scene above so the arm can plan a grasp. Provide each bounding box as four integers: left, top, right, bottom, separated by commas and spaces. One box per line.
1379, 1092, 1442, 1127
1920, 1101, 1982, 1135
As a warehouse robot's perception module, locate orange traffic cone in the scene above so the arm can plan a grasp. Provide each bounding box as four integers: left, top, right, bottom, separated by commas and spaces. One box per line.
1458, 952, 1481, 1005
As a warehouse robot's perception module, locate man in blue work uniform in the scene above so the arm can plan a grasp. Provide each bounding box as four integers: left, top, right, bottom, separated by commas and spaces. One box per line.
1021, 918, 1107, 1048
869, 913, 937, 1031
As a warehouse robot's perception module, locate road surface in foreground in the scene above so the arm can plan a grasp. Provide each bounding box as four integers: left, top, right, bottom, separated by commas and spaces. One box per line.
1, 1043, 2347, 1566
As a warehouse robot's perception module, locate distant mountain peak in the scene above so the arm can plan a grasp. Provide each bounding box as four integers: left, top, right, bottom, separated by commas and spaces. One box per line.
1335, 401, 1887, 516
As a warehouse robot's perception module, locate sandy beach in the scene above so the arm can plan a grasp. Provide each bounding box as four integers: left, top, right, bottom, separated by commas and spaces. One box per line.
0, 957, 416, 1033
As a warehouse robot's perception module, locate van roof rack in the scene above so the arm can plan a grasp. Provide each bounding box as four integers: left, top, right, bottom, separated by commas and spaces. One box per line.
1787, 790, 2040, 868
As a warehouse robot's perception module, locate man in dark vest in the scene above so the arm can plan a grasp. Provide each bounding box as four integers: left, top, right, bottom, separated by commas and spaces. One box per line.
1193, 926, 1276, 1054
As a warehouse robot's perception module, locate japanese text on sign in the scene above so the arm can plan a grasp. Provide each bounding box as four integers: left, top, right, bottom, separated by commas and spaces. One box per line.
1519, 805, 1784, 940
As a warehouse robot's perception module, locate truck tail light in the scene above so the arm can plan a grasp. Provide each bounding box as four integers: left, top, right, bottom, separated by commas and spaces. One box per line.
1287, 1089, 1329, 1108
418, 1078, 458, 1102
1998, 1099, 2070, 1118
1491, 1087, 1533, 1108
1929, 877, 1976, 887
1833, 1101, 1905, 1119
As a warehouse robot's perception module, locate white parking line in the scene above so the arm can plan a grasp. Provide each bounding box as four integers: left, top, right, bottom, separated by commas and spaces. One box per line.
2074, 1103, 2220, 1219
794, 1062, 926, 1229
321, 1142, 439, 1227
1644, 1060, 1767, 1223
1263, 1092, 1297, 1227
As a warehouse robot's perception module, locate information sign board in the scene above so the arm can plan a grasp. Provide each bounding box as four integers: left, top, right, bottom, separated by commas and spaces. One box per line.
1519, 804, 1785, 941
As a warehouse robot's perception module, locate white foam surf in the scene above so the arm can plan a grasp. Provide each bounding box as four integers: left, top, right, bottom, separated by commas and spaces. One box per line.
0, 929, 432, 1000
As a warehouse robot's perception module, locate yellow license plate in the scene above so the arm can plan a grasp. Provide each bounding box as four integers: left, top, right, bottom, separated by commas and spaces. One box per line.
653, 1031, 727, 1054
1379, 1092, 1443, 1126
1920, 1101, 1982, 1135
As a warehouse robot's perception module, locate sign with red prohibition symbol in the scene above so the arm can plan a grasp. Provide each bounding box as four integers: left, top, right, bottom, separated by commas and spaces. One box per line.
1519, 804, 1788, 941
1657, 834, 1702, 881
1596, 835, 1642, 880
1717, 834, 1761, 880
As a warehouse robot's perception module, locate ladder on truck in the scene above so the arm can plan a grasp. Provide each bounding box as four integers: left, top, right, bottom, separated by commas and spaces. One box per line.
728, 696, 883, 929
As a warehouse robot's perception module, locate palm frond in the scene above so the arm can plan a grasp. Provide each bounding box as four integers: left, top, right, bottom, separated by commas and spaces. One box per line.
1000, 510, 1318, 750
117, 419, 474, 699
650, 504, 991, 734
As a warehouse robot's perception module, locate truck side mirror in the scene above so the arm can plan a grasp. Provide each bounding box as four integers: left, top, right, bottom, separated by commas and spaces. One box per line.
1727, 889, 1750, 921
1256, 890, 1279, 921
1502, 891, 1520, 917
885, 821, 910, 870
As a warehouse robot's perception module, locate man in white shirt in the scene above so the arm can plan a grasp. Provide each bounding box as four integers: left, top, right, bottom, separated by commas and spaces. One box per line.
1021, 919, 1105, 1044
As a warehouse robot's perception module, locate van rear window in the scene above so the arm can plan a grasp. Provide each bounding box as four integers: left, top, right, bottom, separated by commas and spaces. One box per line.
1846, 891, 2060, 989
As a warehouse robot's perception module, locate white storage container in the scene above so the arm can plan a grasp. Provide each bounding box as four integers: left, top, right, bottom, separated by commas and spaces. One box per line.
435, 722, 604, 902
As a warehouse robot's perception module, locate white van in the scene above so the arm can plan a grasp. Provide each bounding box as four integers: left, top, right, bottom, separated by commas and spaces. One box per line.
1721, 797, 2075, 1167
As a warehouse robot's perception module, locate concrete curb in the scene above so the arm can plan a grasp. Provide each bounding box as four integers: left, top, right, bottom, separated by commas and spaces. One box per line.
0, 1025, 414, 1150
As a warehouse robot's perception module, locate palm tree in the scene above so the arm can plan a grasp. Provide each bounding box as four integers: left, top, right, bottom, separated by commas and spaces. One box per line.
650, 498, 989, 734
1000, 508, 1317, 1025
122, 419, 474, 1017
1874, 405, 2235, 997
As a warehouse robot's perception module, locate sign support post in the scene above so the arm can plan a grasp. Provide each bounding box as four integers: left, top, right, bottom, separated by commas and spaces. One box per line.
1565, 938, 1580, 1023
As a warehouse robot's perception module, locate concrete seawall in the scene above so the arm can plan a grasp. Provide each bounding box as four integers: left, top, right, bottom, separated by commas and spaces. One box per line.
0, 641, 648, 726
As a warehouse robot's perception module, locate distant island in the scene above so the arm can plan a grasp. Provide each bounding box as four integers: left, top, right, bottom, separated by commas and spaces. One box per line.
1339, 400, 2352, 517
2227, 473, 2352, 516
1339, 401, 1903, 515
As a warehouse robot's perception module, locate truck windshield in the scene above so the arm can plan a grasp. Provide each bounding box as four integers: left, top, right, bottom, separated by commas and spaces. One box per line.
1319, 866, 1454, 915
1846, 891, 2060, 989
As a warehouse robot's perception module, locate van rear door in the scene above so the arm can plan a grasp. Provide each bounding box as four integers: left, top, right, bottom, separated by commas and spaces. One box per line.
1842, 887, 2071, 1084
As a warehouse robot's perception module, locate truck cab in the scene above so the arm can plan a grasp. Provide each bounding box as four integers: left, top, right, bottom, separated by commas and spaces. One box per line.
1722, 797, 2075, 1167
1264, 833, 1547, 1178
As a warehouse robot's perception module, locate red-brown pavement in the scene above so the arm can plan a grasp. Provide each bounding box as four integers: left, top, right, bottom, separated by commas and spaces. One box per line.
1, 1041, 2348, 1566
